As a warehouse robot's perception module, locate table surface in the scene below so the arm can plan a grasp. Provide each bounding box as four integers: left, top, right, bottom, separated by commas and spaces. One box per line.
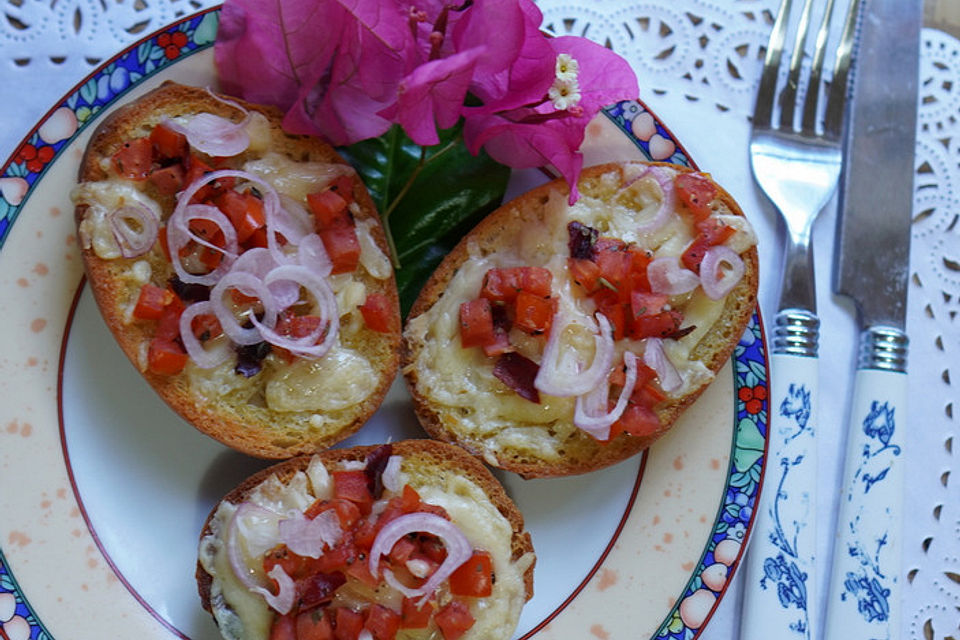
0, 1, 957, 639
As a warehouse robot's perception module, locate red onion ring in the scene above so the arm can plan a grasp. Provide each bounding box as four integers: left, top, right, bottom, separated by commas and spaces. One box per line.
574, 351, 640, 440
231, 247, 300, 310
297, 233, 333, 278
700, 245, 745, 300
643, 337, 682, 393
209, 270, 279, 346
251, 264, 339, 359
381, 456, 403, 494
535, 312, 615, 397
368, 512, 473, 606
647, 256, 700, 295
179, 300, 232, 369
109, 204, 159, 258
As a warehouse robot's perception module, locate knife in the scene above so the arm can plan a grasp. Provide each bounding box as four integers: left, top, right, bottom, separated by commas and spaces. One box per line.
825, 1, 921, 639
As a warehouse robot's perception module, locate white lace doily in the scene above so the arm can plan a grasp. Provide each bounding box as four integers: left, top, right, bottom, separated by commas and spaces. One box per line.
0, 1, 956, 639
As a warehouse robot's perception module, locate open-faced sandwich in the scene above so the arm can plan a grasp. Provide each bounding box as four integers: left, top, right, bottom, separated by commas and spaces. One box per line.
72, 82, 401, 458
197, 440, 535, 640
402, 161, 759, 477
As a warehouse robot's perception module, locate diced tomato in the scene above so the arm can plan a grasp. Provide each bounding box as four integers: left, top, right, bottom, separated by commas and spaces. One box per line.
519, 266, 552, 297
610, 359, 658, 389
400, 597, 434, 629
154, 295, 185, 341
296, 610, 335, 640
276, 313, 324, 341
418, 534, 449, 564
610, 403, 662, 439
133, 283, 174, 320
568, 258, 601, 293
358, 293, 394, 333
448, 550, 493, 597
269, 613, 297, 640
627, 246, 652, 293
344, 555, 380, 588
458, 298, 495, 349
594, 237, 631, 296
329, 176, 355, 204
593, 289, 627, 340
158, 226, 171, 261
479, 268, 523, 303
216, 189, 266, 244
434, 601, 475, 640
246, 226, 269, 249
304, 498, 362, 529
263, 546, 310, 580
513, 291, 554, 335
675, 172, 718, 222
184, 154, 214, 201
148, 164, 185, 195
364, 604, 401, 640
388, 537, 418, 565
681, 218, 735, 273
190, 312, 222, 342
481, 330, 511, 357
333, 470, 373, 509
629, 310, 684, 340
147, 338, 188, 375
630, 291, 668, 319
112, 137, 153, 180
319, 226, 361, 274
308, 189, 351, 230
149, 123, 188, 161
334, 608, 364, 640
633, 382, 668, 407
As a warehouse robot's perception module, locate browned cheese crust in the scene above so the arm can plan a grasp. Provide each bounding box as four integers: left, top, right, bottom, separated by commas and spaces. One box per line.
75, 82, 402, 458
401, 162, 759, 478
196, 439, 535, 616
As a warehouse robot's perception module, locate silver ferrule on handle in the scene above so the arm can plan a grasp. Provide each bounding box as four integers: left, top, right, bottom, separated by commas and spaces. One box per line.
773, 309, 820, 357
857, 326, 908, 372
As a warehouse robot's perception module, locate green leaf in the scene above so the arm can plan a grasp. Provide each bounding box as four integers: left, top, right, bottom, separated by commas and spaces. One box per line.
339, 123, 510, 316
733, 416, 765, 472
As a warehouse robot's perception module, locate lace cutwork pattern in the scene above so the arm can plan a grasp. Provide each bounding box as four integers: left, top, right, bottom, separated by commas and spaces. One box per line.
0, 1, 957, 639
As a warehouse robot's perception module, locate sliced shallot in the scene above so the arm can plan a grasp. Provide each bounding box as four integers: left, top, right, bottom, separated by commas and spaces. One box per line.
574, 351, 641, 441
297, 233, 333, 278
647, 256, 700, 295
534, 312, 615, 397
166, 201, 239, 285
700, 245, 745, 300
161, 107, 252, 158
231, 247, 300, 310
381, 455, 403, 494
178, 300, 232, 369
109, 204, 159, 258
626, 166, 677, 235
368, 512, 473, 606
643, 337, 682, 393
250, 565, 296, 614
251, 264, 339, 358
210, 270, 279, 345
277, 510, 342, 559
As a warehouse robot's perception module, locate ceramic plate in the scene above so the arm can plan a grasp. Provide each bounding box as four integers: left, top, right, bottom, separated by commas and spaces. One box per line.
0, 9, 769, 640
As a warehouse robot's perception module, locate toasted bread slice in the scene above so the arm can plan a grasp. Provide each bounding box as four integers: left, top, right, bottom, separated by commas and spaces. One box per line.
73, 82, 401, 458
196, 439, 535, 640
402, 162, 759, 477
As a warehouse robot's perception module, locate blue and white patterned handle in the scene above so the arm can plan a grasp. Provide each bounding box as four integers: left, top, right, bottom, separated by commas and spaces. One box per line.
824, 329, 907, 640
741, 349, 819, 640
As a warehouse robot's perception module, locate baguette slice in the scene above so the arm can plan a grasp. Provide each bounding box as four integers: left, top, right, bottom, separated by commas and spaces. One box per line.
402, 161, 759, 477
196, 439, 535, 640
73, 82, 401, 458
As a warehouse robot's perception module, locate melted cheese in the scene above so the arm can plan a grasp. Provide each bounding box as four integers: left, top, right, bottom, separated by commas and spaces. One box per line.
72, 181, 163, 259
405, 164, 756, 458
199, 457, 530, 640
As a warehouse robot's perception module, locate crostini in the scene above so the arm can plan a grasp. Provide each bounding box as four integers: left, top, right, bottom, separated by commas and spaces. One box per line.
196, 440, 535, 640
402, 162, 759, 477
72, 82, 402, 458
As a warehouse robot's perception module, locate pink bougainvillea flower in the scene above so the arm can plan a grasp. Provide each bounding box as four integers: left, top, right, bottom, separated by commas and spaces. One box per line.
454, 0, 554, 113
378, 47, 484, 146
215, 0, 344, 109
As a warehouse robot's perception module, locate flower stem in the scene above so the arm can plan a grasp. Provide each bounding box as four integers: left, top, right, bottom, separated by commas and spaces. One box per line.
380, 138, 460, 269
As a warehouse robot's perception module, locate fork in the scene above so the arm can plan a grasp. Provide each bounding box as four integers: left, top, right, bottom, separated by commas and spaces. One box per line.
738, 1, 859, 639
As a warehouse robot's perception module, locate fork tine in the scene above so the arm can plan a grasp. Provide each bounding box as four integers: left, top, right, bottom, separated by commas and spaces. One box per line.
799, 0, 838, 135
753, 0, 793, 129
823, 0, 861, 137
779, 0, 816, 130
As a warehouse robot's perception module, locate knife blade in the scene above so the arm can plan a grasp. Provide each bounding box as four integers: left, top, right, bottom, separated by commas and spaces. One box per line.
825, 0, 921, 639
